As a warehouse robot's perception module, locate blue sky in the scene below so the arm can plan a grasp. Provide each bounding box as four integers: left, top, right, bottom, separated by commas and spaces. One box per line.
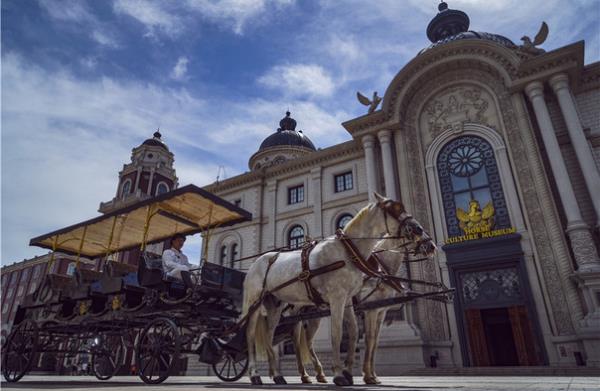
2, 0, 599, 265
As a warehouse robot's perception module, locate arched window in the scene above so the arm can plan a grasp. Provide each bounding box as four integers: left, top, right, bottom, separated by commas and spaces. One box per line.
156, 182, 169, 195
437, 135, 510, 237
336, 214, 353, 230
230, 243, 239, 268
121, 179, 132, 198
288, 225, 305, 249
219, 246, 228, 266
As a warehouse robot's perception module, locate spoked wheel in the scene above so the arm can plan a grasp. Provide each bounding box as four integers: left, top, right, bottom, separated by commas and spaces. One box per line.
136, 318, 180, 384
92, 334, 125, 380
212, 352, 248, 382
2, 319, 39, 382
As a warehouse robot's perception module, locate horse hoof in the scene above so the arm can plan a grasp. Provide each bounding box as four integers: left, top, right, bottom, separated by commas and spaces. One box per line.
342, 370, 354, 385
250, 376, 263, 385
333, 375, 350, 386
364, 376, 381, 385
316, 374, 327, 383
273, 375, 287, 385
301, 375, 312, 384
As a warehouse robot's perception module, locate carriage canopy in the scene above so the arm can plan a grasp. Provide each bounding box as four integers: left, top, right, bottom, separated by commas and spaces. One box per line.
29, 184, 252, 258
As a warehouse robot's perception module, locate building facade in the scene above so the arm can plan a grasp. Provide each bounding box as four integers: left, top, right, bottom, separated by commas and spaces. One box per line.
203, 2, 600, 370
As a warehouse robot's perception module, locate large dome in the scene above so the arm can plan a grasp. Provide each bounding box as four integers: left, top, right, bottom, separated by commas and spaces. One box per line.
419, 2, 516, 55
258, 112, 316, 151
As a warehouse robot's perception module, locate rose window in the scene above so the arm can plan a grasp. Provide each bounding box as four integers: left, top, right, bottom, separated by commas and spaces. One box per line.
448, 145, 483, 177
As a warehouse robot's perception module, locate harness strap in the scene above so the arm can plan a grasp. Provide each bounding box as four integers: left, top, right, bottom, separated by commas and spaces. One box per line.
336, 230, 381, 278
301, 241, 326, 305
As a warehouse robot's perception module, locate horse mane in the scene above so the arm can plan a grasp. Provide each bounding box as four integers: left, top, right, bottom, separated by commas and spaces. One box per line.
343, 204, 372, 233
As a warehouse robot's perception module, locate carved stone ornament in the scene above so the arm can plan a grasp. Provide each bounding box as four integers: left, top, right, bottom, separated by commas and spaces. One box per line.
422, 86, 493, 138
400, 67, 576, 336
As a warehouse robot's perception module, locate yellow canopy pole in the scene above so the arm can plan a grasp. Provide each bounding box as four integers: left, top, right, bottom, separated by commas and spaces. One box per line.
104, 215, 118, 260
140, 205, 158, 251
47, 235, 59, 273
75, 226, 88, 269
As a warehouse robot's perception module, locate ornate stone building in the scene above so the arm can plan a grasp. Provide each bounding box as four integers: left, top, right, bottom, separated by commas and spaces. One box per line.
204, 2, 600, 370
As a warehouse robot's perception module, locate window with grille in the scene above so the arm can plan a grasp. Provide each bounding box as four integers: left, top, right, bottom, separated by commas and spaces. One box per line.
219, 245, 228, 266
437, 136, 510, 237
334, 172, 353, 193
230, 243, 239, 268
288, 225, 305, 249
288, 185, 304, 204
336, 214, 353, 230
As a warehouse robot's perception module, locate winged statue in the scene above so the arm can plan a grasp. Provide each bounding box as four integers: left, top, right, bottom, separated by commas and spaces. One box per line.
357, 91, 382, 114
457, 200, 495, 232
519, 21, 549, 55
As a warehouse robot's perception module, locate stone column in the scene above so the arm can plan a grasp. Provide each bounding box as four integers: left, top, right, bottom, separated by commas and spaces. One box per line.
311, 167, 323, 238
378, 129, 399, 200
525, 81, 600, 273
266, 180, 278, 249
147, 168, 155, 195
133, 167, 142, 191
549, 73, 600, 226
362, 134, 380, 201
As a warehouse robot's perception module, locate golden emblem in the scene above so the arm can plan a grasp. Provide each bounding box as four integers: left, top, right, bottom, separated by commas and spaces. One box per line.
79, 301, 89, 316
111, 295, 121, 311
457, 200, 495, 234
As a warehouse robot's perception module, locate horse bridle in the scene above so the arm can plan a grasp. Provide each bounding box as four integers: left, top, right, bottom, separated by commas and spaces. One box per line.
376, 200, 432, 255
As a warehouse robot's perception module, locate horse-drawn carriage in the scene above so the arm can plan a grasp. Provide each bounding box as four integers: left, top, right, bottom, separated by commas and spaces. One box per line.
3, 185, 453, 386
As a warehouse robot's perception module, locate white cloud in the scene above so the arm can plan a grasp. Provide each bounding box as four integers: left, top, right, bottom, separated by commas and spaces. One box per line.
113, 0, 183, 37
170, 57, 190, 81
186, 0, 294, 34
91, 30, 120, 48
258, 64, 336, 98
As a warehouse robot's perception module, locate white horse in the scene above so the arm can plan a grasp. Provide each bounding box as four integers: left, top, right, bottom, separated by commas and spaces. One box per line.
291, 223, 436, 385
241, 194, 434, 386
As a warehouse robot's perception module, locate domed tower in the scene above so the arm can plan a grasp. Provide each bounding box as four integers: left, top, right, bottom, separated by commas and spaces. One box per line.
419, 1, 516, 54
99, 130, 179, 213
248, 111, 316, 170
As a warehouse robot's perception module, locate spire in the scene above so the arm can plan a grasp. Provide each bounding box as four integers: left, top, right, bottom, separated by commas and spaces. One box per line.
153, 128, 162, 139
426, 1, 470, 43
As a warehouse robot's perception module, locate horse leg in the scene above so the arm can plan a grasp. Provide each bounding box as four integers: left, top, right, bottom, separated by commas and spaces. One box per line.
246, 311, 263, 385
330, 298, 350, 386
265, 302, 286, 385
362, 309, 380, 384
292, 322, 311, 383
369, 310, 387, 384
301, 318, 326, 383
342, 306, 358, 385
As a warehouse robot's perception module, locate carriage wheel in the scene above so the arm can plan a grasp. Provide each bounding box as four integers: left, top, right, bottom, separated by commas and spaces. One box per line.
2, 319, 38, 382
212, 352, 248, 382
136, 318, 180, 384
92, 334, 124, 380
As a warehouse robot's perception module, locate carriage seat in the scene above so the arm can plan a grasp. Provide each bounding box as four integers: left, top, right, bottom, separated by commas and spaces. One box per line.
137, 252, 188, 290
75, 268, 103, 285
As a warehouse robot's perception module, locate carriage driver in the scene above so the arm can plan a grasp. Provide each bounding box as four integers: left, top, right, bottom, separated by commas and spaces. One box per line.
162, 233, 193, 280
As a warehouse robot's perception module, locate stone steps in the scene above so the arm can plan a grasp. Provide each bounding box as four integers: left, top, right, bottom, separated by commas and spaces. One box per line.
402, 366, 600, 377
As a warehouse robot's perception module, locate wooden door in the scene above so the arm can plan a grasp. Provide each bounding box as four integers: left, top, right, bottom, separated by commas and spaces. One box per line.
508, 305, 541, 365
465, 309, 490, 366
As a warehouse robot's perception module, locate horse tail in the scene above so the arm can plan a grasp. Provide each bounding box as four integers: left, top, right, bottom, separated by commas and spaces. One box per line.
296, 322, 313, 365
253, 314, 269, 360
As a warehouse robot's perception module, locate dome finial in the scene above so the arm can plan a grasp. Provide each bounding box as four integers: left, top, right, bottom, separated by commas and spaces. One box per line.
279, 110, 297, 131
153, 127, 162, 139
427, 0, 469, 43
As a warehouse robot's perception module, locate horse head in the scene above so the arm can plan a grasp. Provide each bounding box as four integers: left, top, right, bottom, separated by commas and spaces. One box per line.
373, 193, 436, 257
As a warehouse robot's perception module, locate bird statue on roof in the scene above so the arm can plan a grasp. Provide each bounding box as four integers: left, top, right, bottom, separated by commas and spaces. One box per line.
357, 91, 382, 114
519, 21, 549, 55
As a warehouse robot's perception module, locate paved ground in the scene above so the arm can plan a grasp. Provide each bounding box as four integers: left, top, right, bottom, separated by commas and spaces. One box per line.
1, 376, 599, 391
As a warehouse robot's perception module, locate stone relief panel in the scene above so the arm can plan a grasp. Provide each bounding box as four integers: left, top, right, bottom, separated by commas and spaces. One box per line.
420, 85, 500, 147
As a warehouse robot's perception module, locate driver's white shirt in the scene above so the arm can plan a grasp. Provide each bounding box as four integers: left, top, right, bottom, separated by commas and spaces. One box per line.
162, 248, 191, 275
